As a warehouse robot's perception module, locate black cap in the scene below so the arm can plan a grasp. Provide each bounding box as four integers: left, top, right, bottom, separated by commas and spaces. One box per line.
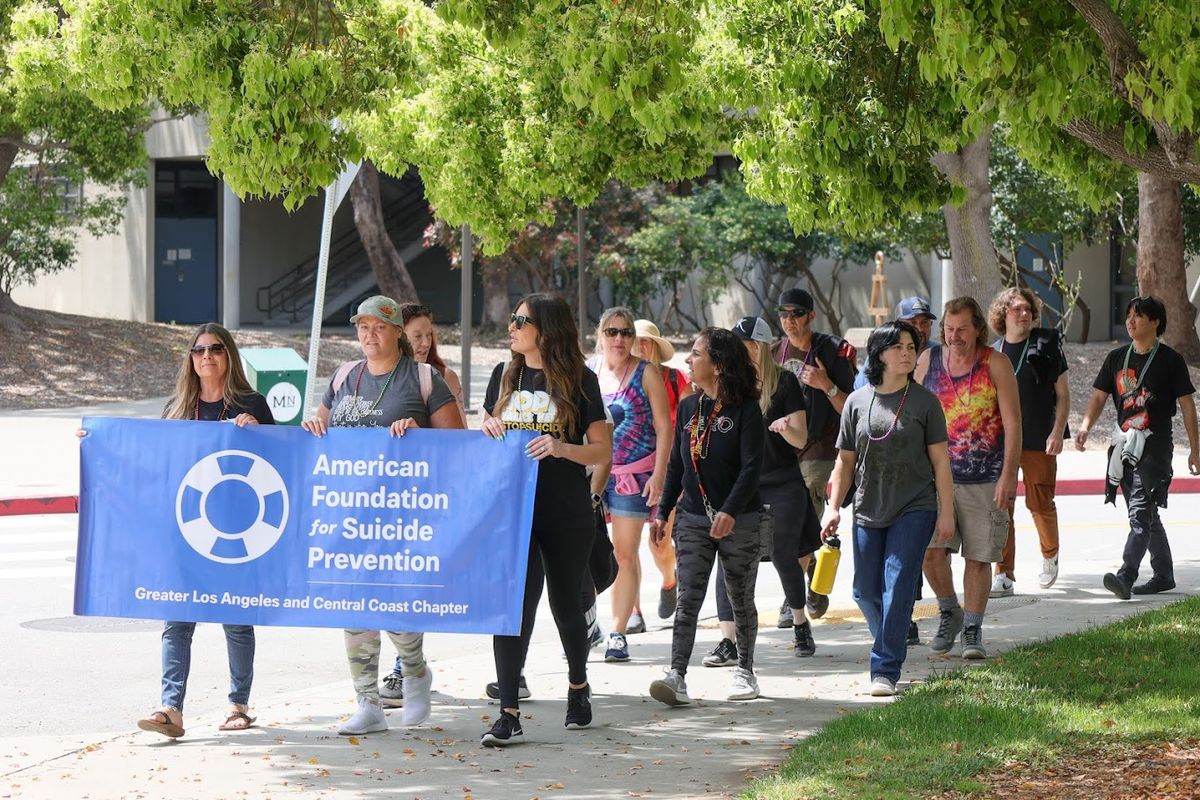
777, 288, 814, 312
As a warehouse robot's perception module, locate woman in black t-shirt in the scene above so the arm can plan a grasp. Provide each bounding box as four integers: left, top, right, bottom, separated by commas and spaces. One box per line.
649, 328, 765, 707
478, 293, 611, 747
136, 323, 274, 740
707, 316, 819, 666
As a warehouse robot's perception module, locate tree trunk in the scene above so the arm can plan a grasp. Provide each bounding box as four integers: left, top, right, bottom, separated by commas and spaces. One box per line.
1136, 172, 1200, 363
931, 127, 1006, 306
480, 263, 511, 330
349, 160, 420, 303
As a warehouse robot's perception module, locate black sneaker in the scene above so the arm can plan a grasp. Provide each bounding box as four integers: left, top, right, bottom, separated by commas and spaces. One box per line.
776, 600, 793, 628
961, 624, 986, 659
485, 675, 531, 701
1103, 572, 1132, 600
1132, 575, 1176, 595
793, 621, 816, 657
906, 621, 920, 647
481, 711, 523, 747
564, 685, 592, 730
702, 637, 738, 667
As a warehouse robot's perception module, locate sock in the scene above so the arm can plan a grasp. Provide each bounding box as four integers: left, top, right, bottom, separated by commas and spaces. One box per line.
937, 595, 960, 612
963, 611, 984, 628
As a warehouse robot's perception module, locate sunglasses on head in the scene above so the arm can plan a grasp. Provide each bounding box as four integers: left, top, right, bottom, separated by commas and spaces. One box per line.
190, 343, 227, 356
603, 327, 635, 339
510, 312, 536, 330
775, 307, 809, 320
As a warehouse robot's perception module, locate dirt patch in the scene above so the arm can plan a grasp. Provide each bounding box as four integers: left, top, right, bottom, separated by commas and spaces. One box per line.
933, 740, 1200, 800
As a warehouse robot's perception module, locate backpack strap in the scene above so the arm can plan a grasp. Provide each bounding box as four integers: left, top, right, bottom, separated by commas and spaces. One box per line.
418, 362, 433, 405
331, 360, 363, 393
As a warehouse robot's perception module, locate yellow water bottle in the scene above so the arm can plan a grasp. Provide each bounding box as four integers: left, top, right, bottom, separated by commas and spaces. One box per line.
810, 534, 842, 596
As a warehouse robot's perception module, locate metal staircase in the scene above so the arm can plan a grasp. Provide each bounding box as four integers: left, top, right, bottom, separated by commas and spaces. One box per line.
256, 169, 432, 324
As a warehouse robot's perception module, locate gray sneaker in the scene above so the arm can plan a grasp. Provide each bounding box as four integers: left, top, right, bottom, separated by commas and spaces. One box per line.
649, 669, 692, 707
930, 606, 964, 654
380, 672, 404, 708
961, 624, 986, 660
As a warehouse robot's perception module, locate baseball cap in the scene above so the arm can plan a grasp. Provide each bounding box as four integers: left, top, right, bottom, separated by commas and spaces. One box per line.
731, 316, 773, 344
777, 288, 814, 312
895, 296, 936, 321
350, 295, 402, 325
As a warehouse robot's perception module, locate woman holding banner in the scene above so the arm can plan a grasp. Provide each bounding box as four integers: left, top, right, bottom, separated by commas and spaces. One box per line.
302, 295, 463, 735
137, 323, 274, 740
479, 293, 611, 747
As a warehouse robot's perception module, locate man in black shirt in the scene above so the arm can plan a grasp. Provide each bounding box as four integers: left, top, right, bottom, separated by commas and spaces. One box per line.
987, 288, 1070, 596
1075, 295, 1199, 599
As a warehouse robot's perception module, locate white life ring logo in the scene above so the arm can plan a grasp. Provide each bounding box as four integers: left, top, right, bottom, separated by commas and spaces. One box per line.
175, 450, 289, 564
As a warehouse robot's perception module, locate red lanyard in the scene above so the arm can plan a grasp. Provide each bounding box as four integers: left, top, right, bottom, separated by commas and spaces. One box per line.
689, 396, 723, 519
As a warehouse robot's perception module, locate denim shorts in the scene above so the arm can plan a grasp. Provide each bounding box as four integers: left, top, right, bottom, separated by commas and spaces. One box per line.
603, 482, 653, 519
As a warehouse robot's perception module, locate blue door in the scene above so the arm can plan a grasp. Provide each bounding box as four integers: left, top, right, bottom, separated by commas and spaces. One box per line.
155, 162, 218, 323
1016, 233, 1064, 327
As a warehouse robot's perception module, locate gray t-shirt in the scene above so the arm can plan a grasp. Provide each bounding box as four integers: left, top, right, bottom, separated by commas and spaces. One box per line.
323, 358, 455, 428
836, 382, 948, 527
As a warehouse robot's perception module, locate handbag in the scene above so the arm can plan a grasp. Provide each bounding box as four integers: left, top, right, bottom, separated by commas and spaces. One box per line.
588, 500, 618, 594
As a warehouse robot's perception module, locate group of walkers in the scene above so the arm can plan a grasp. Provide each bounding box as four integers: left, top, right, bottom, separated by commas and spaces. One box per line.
136, 285, 1197, 746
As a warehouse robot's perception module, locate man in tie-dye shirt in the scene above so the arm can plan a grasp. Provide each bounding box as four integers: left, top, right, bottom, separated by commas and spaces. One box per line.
914, 297, 1021, 661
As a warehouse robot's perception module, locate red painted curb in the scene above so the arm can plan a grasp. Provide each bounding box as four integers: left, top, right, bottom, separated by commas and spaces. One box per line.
1039, 477, 1200, 496
0, 496, 79, 516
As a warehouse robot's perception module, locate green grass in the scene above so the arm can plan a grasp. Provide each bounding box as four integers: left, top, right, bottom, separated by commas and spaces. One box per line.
747, 597, 1200, 799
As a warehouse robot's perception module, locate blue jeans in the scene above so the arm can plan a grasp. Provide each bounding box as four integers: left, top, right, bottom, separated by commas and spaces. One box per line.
161, 621, 255, 712
852, 510, 936, 683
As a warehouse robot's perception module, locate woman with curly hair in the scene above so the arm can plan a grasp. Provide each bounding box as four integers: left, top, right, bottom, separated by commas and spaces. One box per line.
648, 327, 765, 706
479, 293, 612, 747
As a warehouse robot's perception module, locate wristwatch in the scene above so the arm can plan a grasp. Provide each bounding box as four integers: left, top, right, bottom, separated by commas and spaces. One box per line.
825, 385, 839, 399
591, 492, 603, 509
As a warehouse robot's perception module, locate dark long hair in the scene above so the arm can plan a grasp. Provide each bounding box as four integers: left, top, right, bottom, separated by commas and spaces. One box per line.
399, 303, 448, 375
865, 320, 920, 386
701, 327, 759, 407
494, 293, 585, 436
164, 323, 256, 420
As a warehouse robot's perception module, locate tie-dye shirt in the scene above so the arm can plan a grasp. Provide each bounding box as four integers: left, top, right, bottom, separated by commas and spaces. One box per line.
588, 358, 657, 475
923, 345, 1004, 484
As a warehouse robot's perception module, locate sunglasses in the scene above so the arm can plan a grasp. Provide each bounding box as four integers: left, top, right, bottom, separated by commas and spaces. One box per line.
190, 343, 227, 356
776, 307, 810, 320
603, 327, 635, 339
510, 312, 536, 330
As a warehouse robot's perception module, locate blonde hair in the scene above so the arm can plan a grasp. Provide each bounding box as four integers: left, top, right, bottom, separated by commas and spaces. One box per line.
987, 287, 1040, 336
748, 339, 780, 414
594, 306, 635, 355
164, 323, 256, 420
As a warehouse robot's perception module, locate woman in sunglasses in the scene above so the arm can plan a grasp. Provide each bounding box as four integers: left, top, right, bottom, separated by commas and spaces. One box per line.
478, 293, 612, 747
586, 307, 671, 660
302, 295, 464, 736
137, 323, 274, 740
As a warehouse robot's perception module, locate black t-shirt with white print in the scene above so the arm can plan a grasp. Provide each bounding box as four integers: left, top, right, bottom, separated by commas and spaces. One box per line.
1093, 340, 1195, 455
658, 392, 764, 521
483, 362, 606, 525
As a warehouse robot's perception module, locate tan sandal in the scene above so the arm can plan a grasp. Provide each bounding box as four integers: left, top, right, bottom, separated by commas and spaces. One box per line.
137, 710, 184, 739
218, 710, 256, 731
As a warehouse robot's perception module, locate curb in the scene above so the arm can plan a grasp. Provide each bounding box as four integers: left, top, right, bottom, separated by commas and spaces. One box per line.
0, 496, 79, 516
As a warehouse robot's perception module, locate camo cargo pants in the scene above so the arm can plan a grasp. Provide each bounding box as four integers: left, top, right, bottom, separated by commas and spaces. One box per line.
344, 629, 425, 704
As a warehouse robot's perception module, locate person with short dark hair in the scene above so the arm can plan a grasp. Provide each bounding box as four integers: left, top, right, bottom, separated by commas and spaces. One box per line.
824, 321, 954, 696
986, 288, 1070, 597
648, 328, 765, 706
1075, 295, 1199, 599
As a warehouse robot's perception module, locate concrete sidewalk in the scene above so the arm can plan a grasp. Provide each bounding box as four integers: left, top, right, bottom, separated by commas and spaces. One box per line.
3, 557, 1195, 800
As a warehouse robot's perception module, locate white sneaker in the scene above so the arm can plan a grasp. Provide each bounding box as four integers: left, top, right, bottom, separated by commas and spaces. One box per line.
870, 676, 896, 697
989, 574, 1014, 598
727, 667, 759, 701
338, 698, 387, 735
649, 669, 691, 707
402, 668, 433, 726
1039, 556, 1059, 589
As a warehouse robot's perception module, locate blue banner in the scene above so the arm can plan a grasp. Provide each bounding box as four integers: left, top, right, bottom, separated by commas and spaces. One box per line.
76, 418, 537, 634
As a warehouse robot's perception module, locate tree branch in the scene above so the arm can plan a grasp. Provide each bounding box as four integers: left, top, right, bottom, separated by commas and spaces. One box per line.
1067, 0, 1197, 169
1062, 119, 1200, 182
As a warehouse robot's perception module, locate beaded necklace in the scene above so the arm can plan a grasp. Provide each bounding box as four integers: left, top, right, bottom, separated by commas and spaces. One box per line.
689, 394, 724, 521
943, 349, 978, 407
195, 396, 230, 421
865, 381, 911, 442
345, 359, 401, 424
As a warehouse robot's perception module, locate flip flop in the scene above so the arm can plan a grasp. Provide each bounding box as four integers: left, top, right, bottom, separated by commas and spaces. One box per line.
137, 711, 185, 739
218, 711, 256, 731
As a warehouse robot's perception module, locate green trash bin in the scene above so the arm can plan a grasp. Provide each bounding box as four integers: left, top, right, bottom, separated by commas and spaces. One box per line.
240, 348, 307, 426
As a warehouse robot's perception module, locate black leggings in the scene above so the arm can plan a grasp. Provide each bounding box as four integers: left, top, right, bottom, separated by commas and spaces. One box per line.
493, 517, 595, 709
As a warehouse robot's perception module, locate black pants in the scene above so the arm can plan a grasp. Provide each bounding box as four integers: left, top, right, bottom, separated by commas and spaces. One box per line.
1118, 466, 1174, 584
493, 516, 595, 709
